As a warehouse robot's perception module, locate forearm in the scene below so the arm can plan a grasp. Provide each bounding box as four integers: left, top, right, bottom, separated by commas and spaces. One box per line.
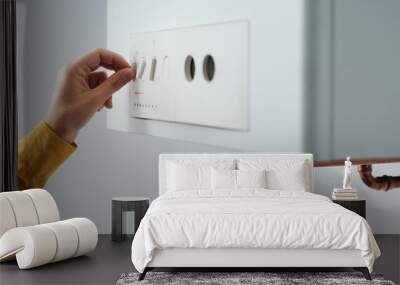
17, 49, 132, 190
18, 121, 76, 190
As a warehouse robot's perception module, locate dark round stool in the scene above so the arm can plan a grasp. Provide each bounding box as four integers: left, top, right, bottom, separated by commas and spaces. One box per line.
111, 196, 149, 242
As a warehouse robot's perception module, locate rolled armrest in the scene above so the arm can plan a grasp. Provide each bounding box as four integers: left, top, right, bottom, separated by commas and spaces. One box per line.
0, 218, 98, 269
0, 189, 60, 237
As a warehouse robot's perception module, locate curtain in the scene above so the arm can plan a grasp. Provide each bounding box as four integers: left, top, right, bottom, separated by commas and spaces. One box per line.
0, 0, 17, 192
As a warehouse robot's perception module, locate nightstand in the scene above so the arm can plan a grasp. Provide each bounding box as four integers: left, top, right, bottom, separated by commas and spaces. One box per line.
112, 197, 150, 242
332, 200, 366, 218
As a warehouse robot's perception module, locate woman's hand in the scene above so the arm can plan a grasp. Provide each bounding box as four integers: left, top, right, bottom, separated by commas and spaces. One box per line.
45, 48, 135, 143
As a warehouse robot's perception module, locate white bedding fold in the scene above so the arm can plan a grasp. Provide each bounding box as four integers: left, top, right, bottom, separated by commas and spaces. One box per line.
131, 190, 380, 273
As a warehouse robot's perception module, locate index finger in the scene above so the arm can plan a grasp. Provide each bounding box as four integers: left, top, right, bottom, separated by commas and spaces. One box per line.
72, 48, 131, 73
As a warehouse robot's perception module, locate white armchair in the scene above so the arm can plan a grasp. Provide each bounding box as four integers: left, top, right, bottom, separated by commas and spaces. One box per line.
0, 189, 97, 269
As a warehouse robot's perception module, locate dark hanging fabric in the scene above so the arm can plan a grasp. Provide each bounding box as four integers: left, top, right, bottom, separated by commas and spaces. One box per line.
0, 0, 18, 192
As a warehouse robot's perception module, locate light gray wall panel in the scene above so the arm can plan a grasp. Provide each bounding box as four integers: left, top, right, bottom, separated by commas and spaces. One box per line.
17, 0, 400, 234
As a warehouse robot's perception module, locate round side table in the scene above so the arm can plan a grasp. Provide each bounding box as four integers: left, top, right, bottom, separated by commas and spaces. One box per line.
111, 196, 149, 242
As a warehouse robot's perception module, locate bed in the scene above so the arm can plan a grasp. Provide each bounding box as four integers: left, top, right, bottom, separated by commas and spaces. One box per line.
131, 153, 380, 280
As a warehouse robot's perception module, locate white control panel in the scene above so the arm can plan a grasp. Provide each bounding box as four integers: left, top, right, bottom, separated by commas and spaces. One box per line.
129, 20, 249, 130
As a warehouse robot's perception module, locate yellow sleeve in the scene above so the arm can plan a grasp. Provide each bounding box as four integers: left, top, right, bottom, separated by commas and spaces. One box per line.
18, 121, 77, 190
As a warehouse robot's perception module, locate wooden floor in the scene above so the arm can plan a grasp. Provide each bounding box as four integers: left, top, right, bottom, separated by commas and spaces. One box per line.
0, 235, 398, 285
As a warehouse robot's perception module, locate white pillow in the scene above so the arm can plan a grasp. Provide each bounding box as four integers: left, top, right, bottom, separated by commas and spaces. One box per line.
211, 169, 236, 189
168, 163, 211, 191
237, 159, 307, 191
211, 169, 268, 190
167, 159, 235, 191
237, 169, 267, 188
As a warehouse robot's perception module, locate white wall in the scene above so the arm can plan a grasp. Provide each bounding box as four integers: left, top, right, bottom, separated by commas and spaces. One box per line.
332, 0, 400, 159
17, 0, 232, 235
17, 0, 400, 234
107, 0, 306, 152
307, 0, 400, 160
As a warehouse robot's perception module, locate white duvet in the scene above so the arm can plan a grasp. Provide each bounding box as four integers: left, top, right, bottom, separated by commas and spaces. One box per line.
131, 190, 380, 272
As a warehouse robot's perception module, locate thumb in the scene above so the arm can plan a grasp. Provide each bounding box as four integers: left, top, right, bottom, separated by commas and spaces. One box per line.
93, 68, 133, 102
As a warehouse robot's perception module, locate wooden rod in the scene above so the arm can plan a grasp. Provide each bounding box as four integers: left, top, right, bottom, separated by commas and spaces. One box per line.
358, 164, 400, 191
314, 157, 400, 167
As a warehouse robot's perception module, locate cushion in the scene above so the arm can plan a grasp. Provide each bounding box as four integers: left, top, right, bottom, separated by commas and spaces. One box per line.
0, 218, 97, 269
0, 191, 39, 227
0, 196, 17, 237
211, 169, 267, 190
166, 159, 235, 191
43, 221, 78, 262
0, 225, 57, 268
168, 163, 211, 191
237, 159, 308, 191
0, 189, 60, 236
237, 169, 267, 188
211, 168, 236, 189
24, 189, 60, 224
65, 218, 98, 257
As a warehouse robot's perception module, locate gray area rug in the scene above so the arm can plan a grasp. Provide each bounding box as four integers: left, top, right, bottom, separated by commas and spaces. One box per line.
116, 272, 396, 285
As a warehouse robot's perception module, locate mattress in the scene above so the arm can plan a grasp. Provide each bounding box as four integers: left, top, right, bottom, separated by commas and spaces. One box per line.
131, 189, 380, 272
